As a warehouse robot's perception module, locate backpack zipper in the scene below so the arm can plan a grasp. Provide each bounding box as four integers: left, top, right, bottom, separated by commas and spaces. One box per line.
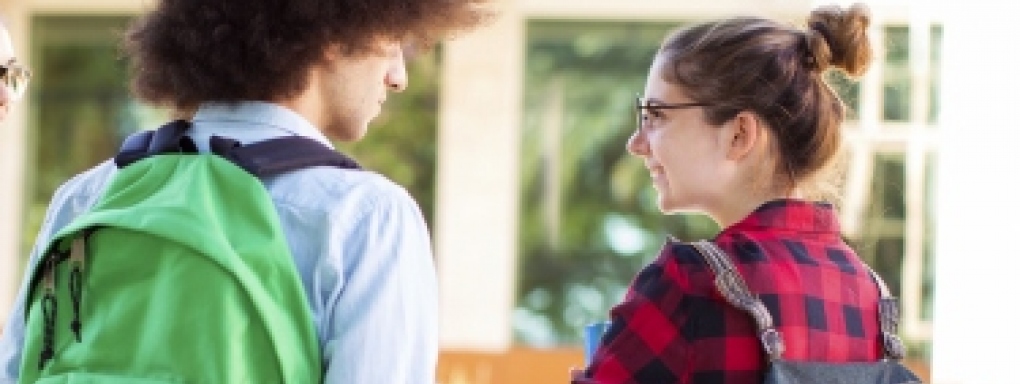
37, 233, 90, 370
38, 250, 59, 370
69, 237, 86, 342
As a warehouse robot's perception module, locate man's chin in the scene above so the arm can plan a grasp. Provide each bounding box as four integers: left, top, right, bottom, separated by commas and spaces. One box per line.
324, 122, 369, 142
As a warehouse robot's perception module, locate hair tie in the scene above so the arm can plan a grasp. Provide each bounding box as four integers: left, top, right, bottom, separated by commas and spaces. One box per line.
801, 31, 822, 72
807, 21, 843, 66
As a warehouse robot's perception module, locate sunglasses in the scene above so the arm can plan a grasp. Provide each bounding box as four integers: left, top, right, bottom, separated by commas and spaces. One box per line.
635, 95, 710, 131
1, 61, 32, 99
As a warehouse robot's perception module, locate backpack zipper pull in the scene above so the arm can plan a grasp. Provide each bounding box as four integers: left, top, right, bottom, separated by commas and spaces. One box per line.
39, 252, 58, 370
69, 237, 86, 342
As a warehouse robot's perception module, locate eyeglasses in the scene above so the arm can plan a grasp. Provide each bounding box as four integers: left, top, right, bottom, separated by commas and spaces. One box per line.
1, 60, 32, 99
635, 95, 710, 131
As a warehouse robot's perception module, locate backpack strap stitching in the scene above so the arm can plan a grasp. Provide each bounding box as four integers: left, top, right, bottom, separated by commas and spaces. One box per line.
691, 240, 785, 361
68, 236, 86, 342
862, 264, 908, 360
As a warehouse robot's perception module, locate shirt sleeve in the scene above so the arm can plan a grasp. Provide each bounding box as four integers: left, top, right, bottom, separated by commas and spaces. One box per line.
0, 235, 40, 383
320, 188, 438, 384
573, 247, 689, 384
0, 163, 114, 383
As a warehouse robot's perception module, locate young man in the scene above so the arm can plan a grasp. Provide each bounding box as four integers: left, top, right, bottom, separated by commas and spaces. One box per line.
0, 0, 490, 382
0, 20, 30, 123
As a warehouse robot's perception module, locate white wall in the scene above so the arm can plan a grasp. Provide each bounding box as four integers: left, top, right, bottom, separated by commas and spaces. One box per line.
436, 1, 524, 351
932, 2, 1018, 383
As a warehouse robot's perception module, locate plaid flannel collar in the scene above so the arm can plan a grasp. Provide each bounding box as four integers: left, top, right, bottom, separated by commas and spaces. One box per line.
720, 199, 841, 236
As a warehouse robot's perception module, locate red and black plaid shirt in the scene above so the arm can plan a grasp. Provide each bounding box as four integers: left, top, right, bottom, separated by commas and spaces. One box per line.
574, 199, 884, 384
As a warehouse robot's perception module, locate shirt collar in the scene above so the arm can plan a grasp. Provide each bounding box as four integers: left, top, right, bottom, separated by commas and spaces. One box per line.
190, 101, 334, 149
720, 199, 841, 236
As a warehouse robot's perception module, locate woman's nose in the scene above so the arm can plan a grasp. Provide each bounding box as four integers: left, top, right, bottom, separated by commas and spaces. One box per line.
626, 129, 649, 157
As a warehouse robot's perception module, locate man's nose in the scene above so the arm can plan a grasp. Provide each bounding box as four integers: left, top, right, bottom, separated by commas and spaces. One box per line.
386, 52, 408, 92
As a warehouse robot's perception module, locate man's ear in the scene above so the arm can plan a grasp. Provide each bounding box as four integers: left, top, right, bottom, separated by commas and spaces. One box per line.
724, 111, 763, 161
321, 43, 344, 64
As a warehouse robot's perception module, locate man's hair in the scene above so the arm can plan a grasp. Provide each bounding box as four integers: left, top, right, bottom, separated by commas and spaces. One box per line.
123, 0, 492, 110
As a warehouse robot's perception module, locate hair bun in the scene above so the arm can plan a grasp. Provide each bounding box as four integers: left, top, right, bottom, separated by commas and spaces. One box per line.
804, 2, 872, 77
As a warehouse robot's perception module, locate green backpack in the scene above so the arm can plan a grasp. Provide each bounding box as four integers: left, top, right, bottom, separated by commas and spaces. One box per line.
18, 120, 360, 384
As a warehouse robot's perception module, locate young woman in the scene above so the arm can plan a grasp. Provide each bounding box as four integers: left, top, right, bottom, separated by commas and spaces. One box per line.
574, 3, 884, 383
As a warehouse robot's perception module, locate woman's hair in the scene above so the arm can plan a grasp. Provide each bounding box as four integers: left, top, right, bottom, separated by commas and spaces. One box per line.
123, 0, 493, 111
657, 3, 872, 200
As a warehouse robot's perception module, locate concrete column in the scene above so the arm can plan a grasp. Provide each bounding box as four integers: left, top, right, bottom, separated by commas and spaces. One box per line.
0, 2, 30, 330
932, 2, 1017, 383
436, 2, 523, 351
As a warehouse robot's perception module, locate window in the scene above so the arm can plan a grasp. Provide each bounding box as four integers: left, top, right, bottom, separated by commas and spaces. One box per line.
842, 23, 941, 362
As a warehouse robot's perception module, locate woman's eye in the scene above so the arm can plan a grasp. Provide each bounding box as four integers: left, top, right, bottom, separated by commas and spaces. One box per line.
643, 110, 664, 123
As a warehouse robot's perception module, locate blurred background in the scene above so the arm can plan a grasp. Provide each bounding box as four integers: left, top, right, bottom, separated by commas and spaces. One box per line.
0, 0, 1013, 383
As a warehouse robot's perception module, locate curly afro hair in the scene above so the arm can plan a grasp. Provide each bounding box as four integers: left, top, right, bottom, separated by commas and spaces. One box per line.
123, 0, 493, 110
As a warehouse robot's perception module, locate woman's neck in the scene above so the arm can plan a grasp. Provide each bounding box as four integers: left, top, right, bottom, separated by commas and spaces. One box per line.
709, 188, 802, 229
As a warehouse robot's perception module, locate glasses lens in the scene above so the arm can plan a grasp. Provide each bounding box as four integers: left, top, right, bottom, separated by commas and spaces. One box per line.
635, 97, 644, 131
636, 97, 657, 131
3, 65, 30, 99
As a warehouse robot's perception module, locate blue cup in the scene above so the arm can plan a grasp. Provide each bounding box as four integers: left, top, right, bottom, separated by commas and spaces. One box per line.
584, 321, 612, 366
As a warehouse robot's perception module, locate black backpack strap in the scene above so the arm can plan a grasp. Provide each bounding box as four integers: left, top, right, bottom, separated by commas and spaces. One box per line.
209, 135, 361, 178
114, 120, 360, 177
114, 120, 197, 168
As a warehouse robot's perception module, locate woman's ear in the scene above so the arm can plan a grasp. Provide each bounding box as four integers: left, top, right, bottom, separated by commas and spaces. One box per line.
724, 111, 763, 161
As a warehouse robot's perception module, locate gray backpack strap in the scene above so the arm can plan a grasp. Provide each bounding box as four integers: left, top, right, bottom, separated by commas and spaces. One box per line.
691, 240, 908, 363
861, 264, 908, 361
691, 240, 785, 361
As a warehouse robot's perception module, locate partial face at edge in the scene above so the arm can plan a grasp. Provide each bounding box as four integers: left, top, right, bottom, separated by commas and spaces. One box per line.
0, 25, 15, 122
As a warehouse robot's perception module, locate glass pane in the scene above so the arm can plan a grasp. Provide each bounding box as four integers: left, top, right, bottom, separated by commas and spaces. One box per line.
826, 71, 860, 120
876, 153, 906, 220
922, 151, 936, 321
885, 26, 910, 63
883, 76, 911, 122
517, 20, 721, 346
928, 25, 943, 125
883, 26, 910, 122
849, 152, 906, 296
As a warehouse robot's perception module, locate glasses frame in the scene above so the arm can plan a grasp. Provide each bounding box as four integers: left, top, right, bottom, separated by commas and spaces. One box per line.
635, 95, 710, 131
1, 60, 32, 99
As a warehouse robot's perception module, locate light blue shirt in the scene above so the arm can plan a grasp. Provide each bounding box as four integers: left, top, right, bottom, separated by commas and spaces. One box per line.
0, 102, 439, 383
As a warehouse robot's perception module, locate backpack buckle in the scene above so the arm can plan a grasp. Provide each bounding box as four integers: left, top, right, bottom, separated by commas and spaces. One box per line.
882, 332, 906, 360
760, 328, 785, 361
